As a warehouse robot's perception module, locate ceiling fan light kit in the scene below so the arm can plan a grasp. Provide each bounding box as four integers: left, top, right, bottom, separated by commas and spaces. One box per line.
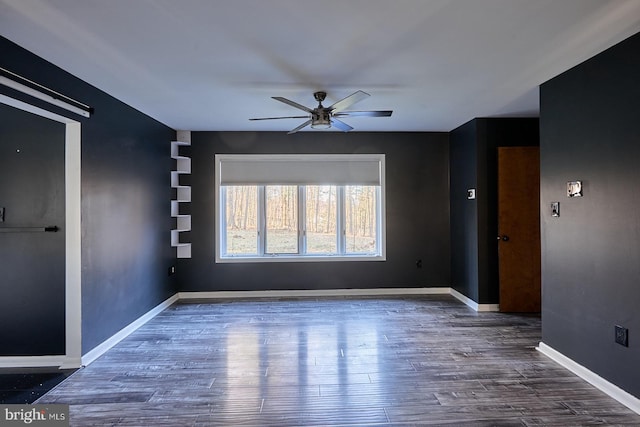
250, 90, 392, 134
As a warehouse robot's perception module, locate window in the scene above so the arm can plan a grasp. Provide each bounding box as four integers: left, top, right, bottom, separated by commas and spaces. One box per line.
223, 185, 258, 256
305, 185, 337, 254
215, 154, 385, 262
265, 185, 298, 254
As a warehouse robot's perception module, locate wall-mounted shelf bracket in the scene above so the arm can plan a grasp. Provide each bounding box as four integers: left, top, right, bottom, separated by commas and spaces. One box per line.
171, 131, 192, 258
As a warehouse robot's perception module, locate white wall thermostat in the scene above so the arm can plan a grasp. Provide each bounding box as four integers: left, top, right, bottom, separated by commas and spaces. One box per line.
567, 180, 582, 197
467, 189, 476, 200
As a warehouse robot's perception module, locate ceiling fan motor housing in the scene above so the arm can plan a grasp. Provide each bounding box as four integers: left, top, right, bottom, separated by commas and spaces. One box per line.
311, 92, 330, 128
311, 110, 331, 129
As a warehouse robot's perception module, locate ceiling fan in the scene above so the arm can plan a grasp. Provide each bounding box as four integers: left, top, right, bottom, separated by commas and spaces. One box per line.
250, 90, 392, 134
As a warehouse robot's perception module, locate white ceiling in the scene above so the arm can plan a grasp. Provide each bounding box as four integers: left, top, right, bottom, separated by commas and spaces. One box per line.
1, 0, 639, 132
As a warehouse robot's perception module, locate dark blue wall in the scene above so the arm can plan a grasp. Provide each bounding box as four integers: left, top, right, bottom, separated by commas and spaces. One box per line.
450, 120, 479, 302
0, 36, 176, 355
176, 131, 450, 291
450, 118, 539, 304
540, 32, 640, 397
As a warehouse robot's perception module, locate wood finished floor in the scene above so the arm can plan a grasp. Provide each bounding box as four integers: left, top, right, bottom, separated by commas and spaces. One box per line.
38, 295, 640, 426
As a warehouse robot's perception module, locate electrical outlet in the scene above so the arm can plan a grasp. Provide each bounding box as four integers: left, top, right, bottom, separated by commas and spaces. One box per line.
0, 207, 4, 222
168, 265, 176, 276
615, 325, 628, 347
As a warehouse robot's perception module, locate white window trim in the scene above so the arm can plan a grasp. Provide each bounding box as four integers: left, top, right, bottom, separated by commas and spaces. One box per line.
215, 154, 386, 263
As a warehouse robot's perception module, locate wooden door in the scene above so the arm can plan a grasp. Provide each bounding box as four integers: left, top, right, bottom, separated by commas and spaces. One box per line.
498, 146, 541, 312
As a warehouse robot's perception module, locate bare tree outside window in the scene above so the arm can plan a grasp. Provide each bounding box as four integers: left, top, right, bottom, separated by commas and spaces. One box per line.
266, 185, 298, 254
225, 185, 258, 255
305, 185, 337, 254
345, 185, 377, 253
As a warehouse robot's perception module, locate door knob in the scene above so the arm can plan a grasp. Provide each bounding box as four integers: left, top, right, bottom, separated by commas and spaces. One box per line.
499, 235, 509, 241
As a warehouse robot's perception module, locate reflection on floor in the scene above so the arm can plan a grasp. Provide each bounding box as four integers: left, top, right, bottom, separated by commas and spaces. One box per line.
0, 367, 75, 404
28, 296, 640, 425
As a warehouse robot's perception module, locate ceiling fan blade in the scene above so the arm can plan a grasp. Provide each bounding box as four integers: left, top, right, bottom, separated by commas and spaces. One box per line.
249, 115, 309, 121
288, 119, 312, 134
334, 110, 393, 117
272, 97, 313, 113
328, 90, 370, 113
330, 118, 353, 132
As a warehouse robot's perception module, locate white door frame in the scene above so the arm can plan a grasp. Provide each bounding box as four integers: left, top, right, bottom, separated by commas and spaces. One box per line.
0, 94, 82, 368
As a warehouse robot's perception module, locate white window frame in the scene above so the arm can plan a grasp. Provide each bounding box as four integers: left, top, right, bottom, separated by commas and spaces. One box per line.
215, 154, 386, 263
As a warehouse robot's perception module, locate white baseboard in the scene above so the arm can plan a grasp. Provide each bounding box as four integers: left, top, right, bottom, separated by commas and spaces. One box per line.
0, 355, 69, 369
58, 357, 82, 369
450, 288, 500, 312
179, 287, 501, 313
179, 287, 499, 313
81, 293, 179, 366
537, 342, 640, 415
178, 287, 451, 300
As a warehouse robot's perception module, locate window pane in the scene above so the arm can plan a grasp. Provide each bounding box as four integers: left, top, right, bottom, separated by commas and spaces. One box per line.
266, 185, 298, 254
224, 186, 258, 255
305, 186, 337, 254
345, 185, 378, 254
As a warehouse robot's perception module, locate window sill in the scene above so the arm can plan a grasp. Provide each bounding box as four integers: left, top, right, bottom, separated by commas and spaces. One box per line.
215, 254, 386, 263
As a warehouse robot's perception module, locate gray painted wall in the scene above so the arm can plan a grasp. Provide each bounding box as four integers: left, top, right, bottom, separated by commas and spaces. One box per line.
176, 131, 450, 292
540, 32, 640, 397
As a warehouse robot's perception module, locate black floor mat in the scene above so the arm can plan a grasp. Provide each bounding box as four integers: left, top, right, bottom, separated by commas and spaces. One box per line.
0, 368, 75, 404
